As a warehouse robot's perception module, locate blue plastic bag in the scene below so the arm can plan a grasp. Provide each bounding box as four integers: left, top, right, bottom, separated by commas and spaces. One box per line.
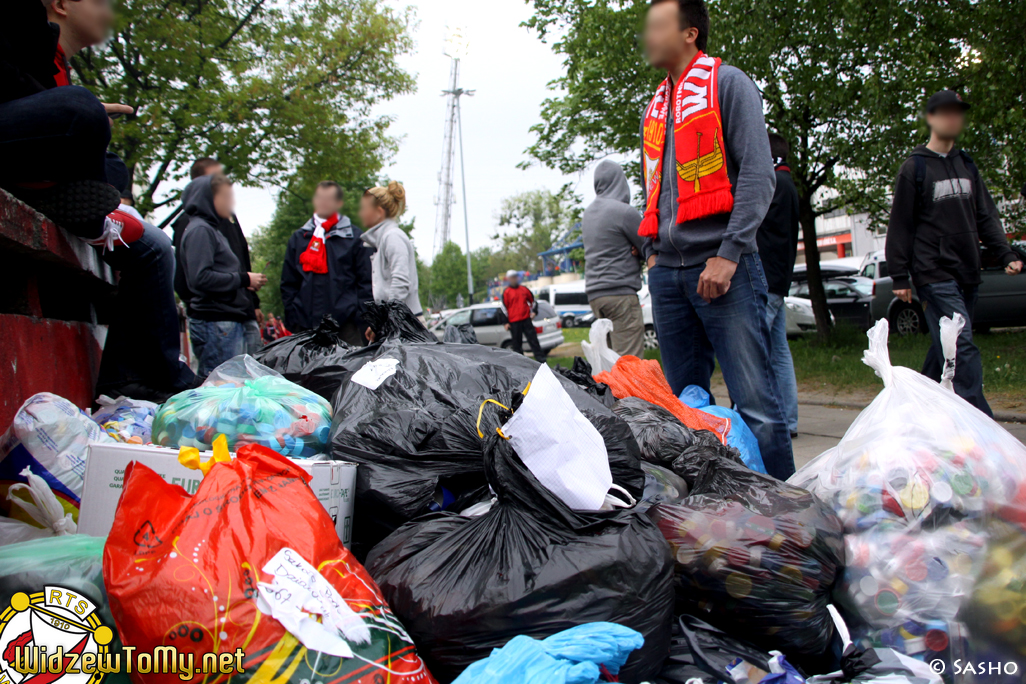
679, 386, 766, 474
452, 623, 644, 684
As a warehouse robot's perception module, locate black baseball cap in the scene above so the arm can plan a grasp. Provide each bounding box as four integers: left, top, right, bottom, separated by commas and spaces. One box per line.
927, 90, 970, 113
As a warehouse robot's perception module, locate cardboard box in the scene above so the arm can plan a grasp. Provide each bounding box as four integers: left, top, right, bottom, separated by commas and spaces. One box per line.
78, 443, 356, 545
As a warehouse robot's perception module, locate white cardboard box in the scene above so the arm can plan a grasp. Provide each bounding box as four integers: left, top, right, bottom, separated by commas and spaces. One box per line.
78, 442, 356, 546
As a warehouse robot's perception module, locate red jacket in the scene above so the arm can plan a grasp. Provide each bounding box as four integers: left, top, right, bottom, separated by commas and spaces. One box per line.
502, 285, 535, 324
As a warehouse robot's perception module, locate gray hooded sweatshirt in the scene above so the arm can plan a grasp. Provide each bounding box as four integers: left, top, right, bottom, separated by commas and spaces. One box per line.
179, 175, 252, 322
360, 218, 422, 315
583, 160, 646, 300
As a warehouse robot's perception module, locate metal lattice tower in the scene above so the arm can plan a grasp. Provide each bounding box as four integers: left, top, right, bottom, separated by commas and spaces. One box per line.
433, 57, 460, 258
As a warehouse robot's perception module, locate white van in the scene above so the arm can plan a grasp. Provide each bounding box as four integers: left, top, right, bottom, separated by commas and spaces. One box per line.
531, 280, 591, 326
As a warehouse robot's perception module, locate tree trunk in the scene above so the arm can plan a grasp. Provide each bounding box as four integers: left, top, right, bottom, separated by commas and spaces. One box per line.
799, 195, 832, 339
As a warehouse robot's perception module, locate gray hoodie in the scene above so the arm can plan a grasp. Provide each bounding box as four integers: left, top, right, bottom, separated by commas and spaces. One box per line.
179, 176, 252, 322
360, 218, 422, 315
583, 161, 645, 300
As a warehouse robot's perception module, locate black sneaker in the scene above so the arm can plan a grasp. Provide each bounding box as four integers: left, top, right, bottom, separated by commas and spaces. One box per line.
10, 180, 120, 234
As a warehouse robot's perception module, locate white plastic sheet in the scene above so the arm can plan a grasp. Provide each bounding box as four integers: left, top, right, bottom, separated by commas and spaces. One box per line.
582, 318, 621, 374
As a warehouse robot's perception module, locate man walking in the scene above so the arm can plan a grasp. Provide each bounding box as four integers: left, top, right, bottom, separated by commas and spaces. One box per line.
757, 132, 801, 438
640, 0, 793, 479
582, 160, 647, 357
281, 181, 373, 345
502, 271, 546, 362
886, 90, 1022, 416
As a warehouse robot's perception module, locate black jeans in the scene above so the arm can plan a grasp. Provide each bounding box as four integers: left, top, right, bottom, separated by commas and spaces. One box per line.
509, 319, 546, 362
96, 222, 197, 395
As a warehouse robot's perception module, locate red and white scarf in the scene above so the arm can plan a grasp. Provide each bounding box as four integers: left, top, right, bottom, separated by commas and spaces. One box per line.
299, 213, 340, 274
639, 51, 734, 238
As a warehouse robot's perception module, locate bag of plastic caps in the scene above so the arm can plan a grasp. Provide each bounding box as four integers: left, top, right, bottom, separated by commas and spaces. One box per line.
0, 392, 114, 523
93, 395, 158, 444
104, 443, 435, 684
152, 355, 332, 456
330, 340, 644, 559
595, 356, 729, 438
612, 397, 746, 488
649, 457, 845, 659
366, 434, 674, 684
254, 315, 357, 400
789, 318, 1026, 673
679, 385, 767, 475
452, 623, 644, 684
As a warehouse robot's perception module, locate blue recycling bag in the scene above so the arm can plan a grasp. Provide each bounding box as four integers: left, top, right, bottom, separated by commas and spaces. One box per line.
679, 385, 766, 474
452, 623, 644, 684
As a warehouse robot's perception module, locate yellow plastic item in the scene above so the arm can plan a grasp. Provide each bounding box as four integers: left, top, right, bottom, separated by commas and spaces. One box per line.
177, 434, 232, 475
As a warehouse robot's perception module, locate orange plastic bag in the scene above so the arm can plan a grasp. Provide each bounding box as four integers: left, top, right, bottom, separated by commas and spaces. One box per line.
103, 444, 435, 684
595, 356, 728, 440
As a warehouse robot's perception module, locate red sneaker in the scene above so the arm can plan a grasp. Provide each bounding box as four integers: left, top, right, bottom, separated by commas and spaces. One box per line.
86, 209, 144, 250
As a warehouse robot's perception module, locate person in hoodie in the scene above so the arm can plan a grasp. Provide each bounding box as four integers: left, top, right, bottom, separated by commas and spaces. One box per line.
886, 89, 1022, 416
280, 180, 373, 345
359, 181, 421, 342
582, 160, 646, 357
179, 174, 266, 377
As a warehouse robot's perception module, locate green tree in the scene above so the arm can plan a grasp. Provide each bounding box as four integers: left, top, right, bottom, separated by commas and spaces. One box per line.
492, 188, 581, 275
523, 0, 977, 336
423, 241, 469, 310
73, 0, 415, 214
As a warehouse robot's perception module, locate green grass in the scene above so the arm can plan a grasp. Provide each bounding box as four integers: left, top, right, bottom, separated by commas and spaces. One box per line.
552, 323, 1025, 401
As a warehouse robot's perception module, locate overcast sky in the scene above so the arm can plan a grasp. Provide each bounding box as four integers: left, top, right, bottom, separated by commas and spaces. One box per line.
204, 0, 627, 264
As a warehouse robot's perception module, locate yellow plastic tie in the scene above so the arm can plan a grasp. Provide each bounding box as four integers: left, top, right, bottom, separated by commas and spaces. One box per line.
177, 434, 232, 476
476, 399, 512, 439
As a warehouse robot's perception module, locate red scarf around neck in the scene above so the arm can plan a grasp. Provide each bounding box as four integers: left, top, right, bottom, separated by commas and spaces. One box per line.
639, 51, 733, 238
299, 213, 340, 274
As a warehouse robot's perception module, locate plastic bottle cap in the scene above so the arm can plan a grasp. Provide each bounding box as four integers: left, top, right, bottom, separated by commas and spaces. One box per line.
924, 630, 948, 652
905, 561, 928, 583
926, 558, 949, 582
904, 636, 926, 654
725, 573, 753, 599
860, 576, 879, 596
932, 481, 953, 504
876, 589, 900, 616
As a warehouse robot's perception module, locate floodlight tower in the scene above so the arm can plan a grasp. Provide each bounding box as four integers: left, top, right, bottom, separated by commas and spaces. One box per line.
433, 27, 476, 301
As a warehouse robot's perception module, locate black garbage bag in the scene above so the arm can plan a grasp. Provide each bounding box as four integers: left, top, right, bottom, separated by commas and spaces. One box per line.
442, 322, 478, 344
554, 357, 616, 408
330, 341, 644, 558
366, 434, 675, 684
654, 615, 776, 684
253, 315, 357, 400
363, 300, 436, 342
613, 397, 744, 487
648, 457, 845, 659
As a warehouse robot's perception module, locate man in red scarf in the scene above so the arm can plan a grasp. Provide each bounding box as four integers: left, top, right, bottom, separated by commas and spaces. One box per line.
281, 181, 373, 346
641, 0, 794, 479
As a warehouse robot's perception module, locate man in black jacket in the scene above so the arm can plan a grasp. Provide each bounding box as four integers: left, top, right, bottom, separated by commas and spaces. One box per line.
756, 132, 801, 437
280, 181, 373, 345
179, 175, 265, 378
886, 90, 1023, 415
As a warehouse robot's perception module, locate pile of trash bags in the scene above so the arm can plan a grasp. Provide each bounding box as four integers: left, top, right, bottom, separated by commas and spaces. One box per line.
366, 433, 674, 683
152, 355, 333, 456
790, 317, 1026, 671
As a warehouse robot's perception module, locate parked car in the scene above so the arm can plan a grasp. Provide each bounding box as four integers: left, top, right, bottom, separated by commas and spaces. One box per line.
428, 302, 565, 353
783, 296, 827, 336
788, 275, 875, 329
860, 245, 1026, 335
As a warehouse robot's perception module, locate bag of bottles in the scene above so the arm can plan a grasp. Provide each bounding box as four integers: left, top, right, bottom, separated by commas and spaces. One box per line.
152, 355, 332, 456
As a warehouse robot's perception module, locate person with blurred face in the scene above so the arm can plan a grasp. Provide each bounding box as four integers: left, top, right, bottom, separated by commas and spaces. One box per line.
640, 0, 793, 480
886, 90, 1023, 416
501, 270, 546, 362
180, 175, 266, 377
280, 181, 373, 345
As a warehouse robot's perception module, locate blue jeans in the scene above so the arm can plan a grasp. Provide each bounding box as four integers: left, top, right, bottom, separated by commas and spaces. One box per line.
917, 281, 991, 417
765, 293, 799, 434
189, 319, 246, 379
648, 254, 795, 480
96, 222, 196, 395
244, 319, 263, 355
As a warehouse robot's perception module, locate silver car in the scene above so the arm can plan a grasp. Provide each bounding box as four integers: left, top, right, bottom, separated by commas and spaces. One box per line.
430, 302, 565, 353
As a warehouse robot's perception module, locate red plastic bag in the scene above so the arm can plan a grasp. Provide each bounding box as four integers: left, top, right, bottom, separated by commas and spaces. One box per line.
595, 356, 728, 440
103, 444, 435, 684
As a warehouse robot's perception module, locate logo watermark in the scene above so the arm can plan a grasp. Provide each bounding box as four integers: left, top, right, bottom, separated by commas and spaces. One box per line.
930, 659, 1020, 677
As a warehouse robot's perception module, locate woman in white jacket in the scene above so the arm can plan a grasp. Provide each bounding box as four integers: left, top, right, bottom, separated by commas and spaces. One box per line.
358, 181, 422, 341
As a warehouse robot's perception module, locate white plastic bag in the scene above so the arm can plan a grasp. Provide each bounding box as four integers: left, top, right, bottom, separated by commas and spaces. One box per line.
0, 466, 77, 547
0, 392, 114, 522
203, 353, 284, 387
501, 364, 612, 510
938, 312, 964, 392
790, 319, 1026, 669
581, 318, 621, 374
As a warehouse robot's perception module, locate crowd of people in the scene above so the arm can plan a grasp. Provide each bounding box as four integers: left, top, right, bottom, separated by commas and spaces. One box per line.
1, 0, 1022, 468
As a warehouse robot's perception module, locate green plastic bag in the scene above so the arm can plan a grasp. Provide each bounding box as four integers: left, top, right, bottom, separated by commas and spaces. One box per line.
152, 355, 332, 456
0, 536, 131, 684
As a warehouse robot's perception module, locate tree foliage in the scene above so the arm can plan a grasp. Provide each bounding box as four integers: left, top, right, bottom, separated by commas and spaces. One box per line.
522, 0, 1024, 334
492, 188, 581, 275
73, 0, 415, 214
